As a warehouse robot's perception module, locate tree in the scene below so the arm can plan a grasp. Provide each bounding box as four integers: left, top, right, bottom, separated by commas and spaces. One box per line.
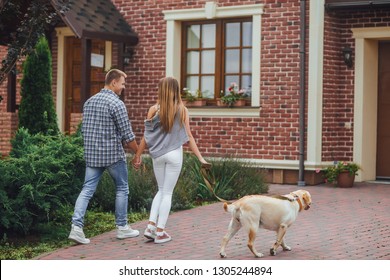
0, 0, 69, 102
18, 36, 59, 135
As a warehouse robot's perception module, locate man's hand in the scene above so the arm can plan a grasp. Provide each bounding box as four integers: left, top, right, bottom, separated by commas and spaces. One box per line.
132, 155, 142, 170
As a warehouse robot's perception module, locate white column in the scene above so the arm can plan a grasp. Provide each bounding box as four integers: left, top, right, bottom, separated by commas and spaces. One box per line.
307, 0, 325, 167
165, 20, 181, 79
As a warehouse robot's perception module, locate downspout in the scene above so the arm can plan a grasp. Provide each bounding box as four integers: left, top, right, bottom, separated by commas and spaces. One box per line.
298, 0, 306, 187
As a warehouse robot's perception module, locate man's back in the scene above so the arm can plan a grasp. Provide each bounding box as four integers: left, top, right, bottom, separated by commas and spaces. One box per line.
82, 88, 134, 167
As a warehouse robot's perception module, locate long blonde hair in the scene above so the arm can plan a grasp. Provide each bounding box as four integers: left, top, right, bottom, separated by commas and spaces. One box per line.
157, 77, 186, 132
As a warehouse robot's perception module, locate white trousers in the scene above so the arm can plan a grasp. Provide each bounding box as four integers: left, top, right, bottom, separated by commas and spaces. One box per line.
150, 146, 183, 229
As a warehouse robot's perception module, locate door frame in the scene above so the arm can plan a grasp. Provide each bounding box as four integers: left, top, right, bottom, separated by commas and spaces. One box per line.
352, 27, 390, 182
55, 27, 113, 132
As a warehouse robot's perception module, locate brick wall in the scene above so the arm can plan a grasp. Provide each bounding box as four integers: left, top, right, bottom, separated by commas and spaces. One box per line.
1, 1, 389, 183
0, 112, 18, 157
322, 7, 390, 162
0, 46, 8, 113
115, 0, 304, 162
0, 46, 17, 157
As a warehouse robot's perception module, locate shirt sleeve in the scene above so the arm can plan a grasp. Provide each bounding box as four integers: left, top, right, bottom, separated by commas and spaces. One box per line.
111, 101, 135, 143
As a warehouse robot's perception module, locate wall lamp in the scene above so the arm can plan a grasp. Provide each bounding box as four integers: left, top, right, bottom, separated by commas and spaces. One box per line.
123, 45, 134, 66
342, 46, 353, 68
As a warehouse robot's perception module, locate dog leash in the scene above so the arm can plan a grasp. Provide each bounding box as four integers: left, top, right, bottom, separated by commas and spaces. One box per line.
200, 163, 229, 203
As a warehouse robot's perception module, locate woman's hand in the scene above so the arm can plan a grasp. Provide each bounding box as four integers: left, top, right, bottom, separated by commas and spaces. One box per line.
132, 155, 142, 170
200, 160, 211, 170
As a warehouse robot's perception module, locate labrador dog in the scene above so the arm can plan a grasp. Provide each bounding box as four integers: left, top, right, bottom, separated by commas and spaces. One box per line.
219, 189, 312, 258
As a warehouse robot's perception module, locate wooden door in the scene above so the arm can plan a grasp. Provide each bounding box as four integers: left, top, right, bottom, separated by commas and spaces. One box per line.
64, 37, 106, 133
376, 41, 390, 179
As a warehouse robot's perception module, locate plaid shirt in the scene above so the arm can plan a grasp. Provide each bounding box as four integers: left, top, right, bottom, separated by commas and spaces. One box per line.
82, 88, 135, 167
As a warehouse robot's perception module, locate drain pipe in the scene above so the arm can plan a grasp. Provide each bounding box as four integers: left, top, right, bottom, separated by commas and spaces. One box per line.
298, 0, 306, 187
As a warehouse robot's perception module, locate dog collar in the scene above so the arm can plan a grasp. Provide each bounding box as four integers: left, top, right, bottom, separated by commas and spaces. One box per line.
291, 193, 303, 212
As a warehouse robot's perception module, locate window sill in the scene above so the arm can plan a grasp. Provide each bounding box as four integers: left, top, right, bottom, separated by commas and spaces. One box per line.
187, 106, 261, 117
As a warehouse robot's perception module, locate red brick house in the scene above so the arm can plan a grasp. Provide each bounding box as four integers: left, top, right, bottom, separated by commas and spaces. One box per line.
1, 0, 390, 185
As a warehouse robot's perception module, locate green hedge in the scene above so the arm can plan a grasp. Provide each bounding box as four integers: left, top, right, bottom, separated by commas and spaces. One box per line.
0, 128, 84, 235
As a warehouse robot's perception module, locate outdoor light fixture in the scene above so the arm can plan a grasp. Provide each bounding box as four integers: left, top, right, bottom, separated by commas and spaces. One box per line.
342, 46, 353, 68
123, 44, 134, 66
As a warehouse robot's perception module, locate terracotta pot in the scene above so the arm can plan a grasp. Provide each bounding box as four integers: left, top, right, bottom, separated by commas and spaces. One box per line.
234, 99, 246, 106
337, 171, 355, 188
216, 98, 246, 107
216, 98, 227, 107
183, 99, 206, 107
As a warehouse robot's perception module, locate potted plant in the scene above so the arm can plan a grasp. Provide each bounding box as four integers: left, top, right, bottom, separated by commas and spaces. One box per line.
182, 88, 206, 107
218, 82, 247, 107
321, 161, 361, 188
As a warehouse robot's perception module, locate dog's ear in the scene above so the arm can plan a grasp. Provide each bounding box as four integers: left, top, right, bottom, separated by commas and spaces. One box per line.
302, 192, 311, 204
302, 192, 307, 202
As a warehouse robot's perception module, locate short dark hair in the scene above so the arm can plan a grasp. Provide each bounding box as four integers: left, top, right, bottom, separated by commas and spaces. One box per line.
105, 69, 127, 85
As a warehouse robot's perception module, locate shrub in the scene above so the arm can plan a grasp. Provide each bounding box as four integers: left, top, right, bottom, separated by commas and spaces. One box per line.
191, 155, 268, 201
0, 128, 268, 237
0, 128, 84, 234
18, 36, 58, 135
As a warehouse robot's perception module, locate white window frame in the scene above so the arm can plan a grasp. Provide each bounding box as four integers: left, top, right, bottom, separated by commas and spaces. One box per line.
163, 2, 264, 117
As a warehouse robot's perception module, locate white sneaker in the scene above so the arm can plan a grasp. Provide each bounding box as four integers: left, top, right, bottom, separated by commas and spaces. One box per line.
116, 225, 139, 239
68, 224, 90, 245
154, 231, 172, 244
144, 225, 157, 240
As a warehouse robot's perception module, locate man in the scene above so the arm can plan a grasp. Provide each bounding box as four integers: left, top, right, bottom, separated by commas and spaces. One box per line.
68, 69, 139, 244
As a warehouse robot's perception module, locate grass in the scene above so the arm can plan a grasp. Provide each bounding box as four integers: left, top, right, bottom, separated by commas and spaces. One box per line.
0, 211, 149, 260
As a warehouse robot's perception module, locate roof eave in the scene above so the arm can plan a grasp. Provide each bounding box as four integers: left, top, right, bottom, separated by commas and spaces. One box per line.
325, 1, 390, 10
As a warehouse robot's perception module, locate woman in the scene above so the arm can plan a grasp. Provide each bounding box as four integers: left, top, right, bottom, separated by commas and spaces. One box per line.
133, 77, 210, 244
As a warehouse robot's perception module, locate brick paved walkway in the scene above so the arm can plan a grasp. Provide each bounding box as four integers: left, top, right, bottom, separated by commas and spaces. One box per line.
36, 183, 390, 260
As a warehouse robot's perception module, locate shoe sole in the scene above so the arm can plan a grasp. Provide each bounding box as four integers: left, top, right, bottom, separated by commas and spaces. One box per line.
154, 237, 172, 244
116, 232, 140, 239
68, 236, 90, 245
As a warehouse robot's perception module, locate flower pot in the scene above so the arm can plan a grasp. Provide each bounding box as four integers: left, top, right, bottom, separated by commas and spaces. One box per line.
233, 99, 246, 107
216, 98, 246, 107
216, 98, 227, 107
183, 99, 206, 107
336, 171, 355, 188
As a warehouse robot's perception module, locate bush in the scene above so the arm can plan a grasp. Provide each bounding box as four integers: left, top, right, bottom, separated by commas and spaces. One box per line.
0, 128, 268, 237
18, 36, 58, 135
90, 153, 268, 213
191, 155, 268, 201
0, 128, 84, 234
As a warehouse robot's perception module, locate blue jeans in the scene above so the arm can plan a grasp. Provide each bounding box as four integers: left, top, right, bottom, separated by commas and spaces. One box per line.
72, 160, 129, 228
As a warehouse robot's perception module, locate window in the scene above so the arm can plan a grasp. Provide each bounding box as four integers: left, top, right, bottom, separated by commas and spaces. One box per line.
164, 3, 263, 115
181, 19, 252, 103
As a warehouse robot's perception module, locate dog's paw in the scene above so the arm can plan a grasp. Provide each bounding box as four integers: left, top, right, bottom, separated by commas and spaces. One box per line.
255, 252, 264, 258
220, 252, 227, 258
270, 248, 277, 256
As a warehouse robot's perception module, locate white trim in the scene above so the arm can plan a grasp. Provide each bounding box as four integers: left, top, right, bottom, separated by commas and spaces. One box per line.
211, 157, 330, 171
104, 41, 112, 71
163, 2, 264, 117
307, 0, 325, 166
351, 26, 390, 182
55, 27, 75, 132
163, 4, 264, 21
352, 27, 390, 39
188, 107, 260, 117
